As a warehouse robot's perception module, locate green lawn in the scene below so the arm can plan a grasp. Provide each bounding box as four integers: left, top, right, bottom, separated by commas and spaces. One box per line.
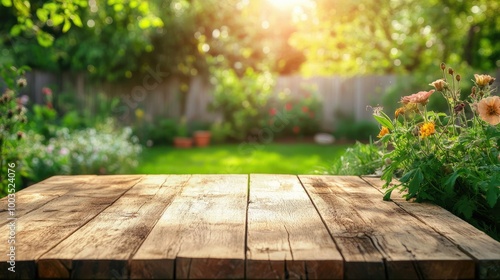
134, 143, 350, 174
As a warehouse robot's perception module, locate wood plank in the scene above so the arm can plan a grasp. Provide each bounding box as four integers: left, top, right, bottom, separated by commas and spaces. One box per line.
363, 176, 500, 280
0, 175, 95, 227
37, 175, 186, 279
299, 175, 475, 279
0, 175, 143, 280
246, 174, 343, 279
130, 174, 248, 279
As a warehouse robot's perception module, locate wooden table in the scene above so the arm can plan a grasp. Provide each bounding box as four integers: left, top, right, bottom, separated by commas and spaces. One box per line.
1, 175, 499, 279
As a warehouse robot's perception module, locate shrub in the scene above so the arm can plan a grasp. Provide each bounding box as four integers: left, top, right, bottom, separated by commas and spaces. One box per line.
329, 141, 384, 176
334, 118, 379, 141
20, 119, 142, 184
265, 84, 322, 137
375, 63, 500, 240
209, 67, 275, 141
0, 65, 29, 196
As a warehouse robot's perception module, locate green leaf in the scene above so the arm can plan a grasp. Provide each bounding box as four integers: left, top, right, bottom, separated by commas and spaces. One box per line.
36, 8, 49, 22
9, 24, 22, 36
113, 3, 124, 12
2, 0, 12, 7
36, 31, 54, 47
71, 14, 83, 27
373, 114, 394, 131
62, 19, 71, 33
52, 14, 65, 26
485, 186, 499, 208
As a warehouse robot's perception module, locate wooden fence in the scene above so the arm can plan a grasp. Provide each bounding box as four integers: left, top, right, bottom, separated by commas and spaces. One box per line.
18, 70, 404, 131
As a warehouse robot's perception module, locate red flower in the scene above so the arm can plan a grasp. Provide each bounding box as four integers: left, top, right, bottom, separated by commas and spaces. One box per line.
285, 103, 293, 111
302, 106, 309, 113
293, 126, 300, 134
42, 87, 52, 95
269, 108, 277, 116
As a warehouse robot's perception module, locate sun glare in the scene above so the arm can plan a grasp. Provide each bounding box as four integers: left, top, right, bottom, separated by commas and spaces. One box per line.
267, 0, 309, 9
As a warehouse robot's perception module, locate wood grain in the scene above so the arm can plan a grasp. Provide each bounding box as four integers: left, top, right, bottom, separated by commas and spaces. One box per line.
247, 174, 343, 279
363, 176, 500, 279
37, 175, 179, 279
130, 174, 248, 279
0, 175, 143, 280
300, 175, 475, 279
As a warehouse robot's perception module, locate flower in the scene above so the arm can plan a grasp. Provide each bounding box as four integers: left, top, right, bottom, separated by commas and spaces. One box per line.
42, 87, 52, 95
419, 122, 435, 138
135, 108, 144, 119
477, 96, 500, 125
285, 103, 293, 111
401, 90, 435, 105
377, 126, 389, 138
292, 126, 300, 134
269, 108, 277, 116
474, 74, 495, 88
395, 107, 405, 118
429, 79, 447, 91
302, 106, 309, 113
16, 78, 27, 88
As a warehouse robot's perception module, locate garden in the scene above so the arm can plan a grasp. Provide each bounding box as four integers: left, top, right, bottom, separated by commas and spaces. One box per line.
1, 0, 499, 242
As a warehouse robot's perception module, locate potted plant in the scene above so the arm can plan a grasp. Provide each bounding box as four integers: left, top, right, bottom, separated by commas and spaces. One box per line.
173, 118, 193, 148
193, 130, 211, 147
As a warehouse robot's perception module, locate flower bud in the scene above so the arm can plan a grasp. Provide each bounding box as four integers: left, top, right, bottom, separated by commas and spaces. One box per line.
456, 74, 461, 82
454, 103, 465, 113
440, 62, 446, 70
17, 131, 23, 140
448, 67, 454, 75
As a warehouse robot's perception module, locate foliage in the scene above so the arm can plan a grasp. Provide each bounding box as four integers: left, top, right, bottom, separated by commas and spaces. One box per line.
1, 0, 163, 81
209, 67, 275, 141
292, 0, 500, 76
334, 115, 379, 141
0, 65, 29, 196
265, 84, 322, 137
134, 118, 178, 146
20, 119, 141, 184
329, 141, 384, 176
375, 63, 500, 239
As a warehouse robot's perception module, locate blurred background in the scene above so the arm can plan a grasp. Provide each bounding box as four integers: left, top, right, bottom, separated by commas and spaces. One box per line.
1, 0, 499, 191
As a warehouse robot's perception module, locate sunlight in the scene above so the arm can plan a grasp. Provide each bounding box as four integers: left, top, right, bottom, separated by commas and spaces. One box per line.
267, 0, 308, 9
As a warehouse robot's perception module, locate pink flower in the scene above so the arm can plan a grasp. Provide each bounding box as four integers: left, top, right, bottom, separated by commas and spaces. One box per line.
477, 96, 500, 125
401, 90, 435, 105
59, 148, 69, 155
285, 103, 293, 111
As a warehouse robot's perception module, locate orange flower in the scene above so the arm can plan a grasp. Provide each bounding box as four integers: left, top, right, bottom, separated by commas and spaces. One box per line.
429, 79, 447, 91
477, 96, 500, 125
395, 107, 405, 118
474, 74, 495, 88
377, 126, 389, 138
401, 90, 435, 105
419, 122, 435, 138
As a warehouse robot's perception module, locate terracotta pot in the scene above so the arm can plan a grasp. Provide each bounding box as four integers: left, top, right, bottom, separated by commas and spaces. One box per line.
173, 137, 193, 148
194, 131, 211, 147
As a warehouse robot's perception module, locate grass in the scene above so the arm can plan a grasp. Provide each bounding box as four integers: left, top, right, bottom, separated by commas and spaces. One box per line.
134, 143, 351, 174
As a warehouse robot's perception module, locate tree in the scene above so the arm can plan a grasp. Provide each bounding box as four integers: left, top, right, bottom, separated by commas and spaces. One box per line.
291, 0, 500, 76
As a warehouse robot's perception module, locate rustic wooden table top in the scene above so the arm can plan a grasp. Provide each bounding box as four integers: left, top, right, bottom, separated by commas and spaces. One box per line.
1, 174, 499, 279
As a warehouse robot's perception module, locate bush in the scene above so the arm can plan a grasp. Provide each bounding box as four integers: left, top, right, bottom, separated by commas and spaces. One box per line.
20, 119, 142, 184
209, 67, 275, 141
264, 84, 322, 137
0, 65, 29, 196
329, 141, 384, 175
334, 113, 379, 141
